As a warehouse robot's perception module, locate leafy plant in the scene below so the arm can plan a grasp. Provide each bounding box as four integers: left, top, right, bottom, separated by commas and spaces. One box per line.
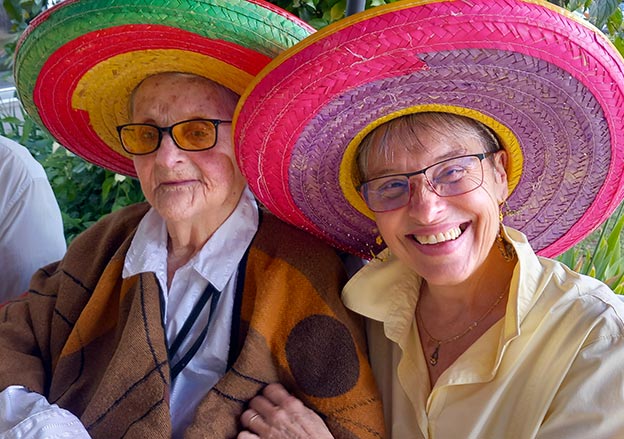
562, 0, 624, 54
0, 0, 46, 74
557, 202, 624, 294
270, 0, 391, 28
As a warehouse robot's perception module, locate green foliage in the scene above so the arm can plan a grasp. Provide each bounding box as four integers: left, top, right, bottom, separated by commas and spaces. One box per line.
556, 202, 624, 294
587, 0, 621, 29
0, 99, 144, 243
270, 0, 396, 28
560, 0, 624, 55
0, 0, 46, 73
2, 0, 44, 30
270, 0, 624, 40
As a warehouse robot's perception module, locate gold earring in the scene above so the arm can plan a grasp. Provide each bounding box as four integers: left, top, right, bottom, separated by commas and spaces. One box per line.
496, 203, 515, 262
369, 234, 387, 262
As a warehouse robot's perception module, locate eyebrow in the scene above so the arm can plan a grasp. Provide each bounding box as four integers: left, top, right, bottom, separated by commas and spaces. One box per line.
370, 146, 468, 176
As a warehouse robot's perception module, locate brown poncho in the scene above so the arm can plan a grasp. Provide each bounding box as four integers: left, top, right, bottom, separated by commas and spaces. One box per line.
0, 203, 384, 438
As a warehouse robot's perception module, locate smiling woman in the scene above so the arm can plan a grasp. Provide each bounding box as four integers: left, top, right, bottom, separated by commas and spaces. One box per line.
234, 0, 624, 437
0, 1, 385, 438
358, 112, 510, 290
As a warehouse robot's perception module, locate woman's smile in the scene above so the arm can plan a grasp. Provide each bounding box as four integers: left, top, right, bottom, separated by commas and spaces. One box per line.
412, 223, 466, 245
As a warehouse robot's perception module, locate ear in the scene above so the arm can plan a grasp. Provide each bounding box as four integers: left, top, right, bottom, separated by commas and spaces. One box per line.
491, 150, 509, 202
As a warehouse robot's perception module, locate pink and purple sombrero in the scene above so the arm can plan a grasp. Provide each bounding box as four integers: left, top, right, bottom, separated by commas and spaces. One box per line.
14, 0, 314, 177
235, 0, 624, 258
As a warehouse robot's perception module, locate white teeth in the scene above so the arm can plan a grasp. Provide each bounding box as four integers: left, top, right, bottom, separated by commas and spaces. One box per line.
415, 226, 462, 244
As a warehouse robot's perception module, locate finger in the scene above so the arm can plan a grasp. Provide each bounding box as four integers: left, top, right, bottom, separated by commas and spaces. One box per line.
249, 413, 262, 429
236, 431, 259, 439
248, 394, 277, 415
241, 409, 262, 429
262, 383, 306, 414
251, 414, 270, 435
262, 383, 293, 405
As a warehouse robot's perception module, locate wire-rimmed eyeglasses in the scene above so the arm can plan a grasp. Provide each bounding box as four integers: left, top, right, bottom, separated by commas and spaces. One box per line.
359, 152, 498, 213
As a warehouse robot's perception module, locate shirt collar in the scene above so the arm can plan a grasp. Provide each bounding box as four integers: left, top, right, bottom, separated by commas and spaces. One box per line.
123, 186, 258, 292
501, 226, 547, 340
342, 250, 421, 344
343, 226, 548, 347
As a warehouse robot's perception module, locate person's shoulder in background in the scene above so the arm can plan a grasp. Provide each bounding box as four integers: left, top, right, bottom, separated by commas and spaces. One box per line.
0, 135, 66, 302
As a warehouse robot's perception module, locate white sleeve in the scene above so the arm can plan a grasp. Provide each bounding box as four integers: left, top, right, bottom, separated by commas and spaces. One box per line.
0, 137, 66, 302
0, 386, 91, 439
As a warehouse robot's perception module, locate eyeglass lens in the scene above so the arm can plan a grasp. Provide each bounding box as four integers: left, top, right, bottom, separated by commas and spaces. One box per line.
119, 120, 220, 154
361, 154, 486, 212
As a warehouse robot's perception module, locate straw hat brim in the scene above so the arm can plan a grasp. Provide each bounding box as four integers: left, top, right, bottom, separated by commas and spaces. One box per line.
15, 0, 314, 176
235, 0, 624, 258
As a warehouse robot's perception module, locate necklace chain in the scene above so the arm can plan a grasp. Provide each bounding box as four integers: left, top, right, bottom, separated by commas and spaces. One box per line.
416, 288, 507, 366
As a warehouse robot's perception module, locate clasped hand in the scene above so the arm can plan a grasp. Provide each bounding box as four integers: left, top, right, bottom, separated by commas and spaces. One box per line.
238, 383, 334, 439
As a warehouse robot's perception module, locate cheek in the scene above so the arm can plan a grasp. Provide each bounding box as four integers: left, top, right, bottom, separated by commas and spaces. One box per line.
374, 212, 402, 243
133, 157, 155, 197
196, 153, 244, 187
197, 156, 226, 178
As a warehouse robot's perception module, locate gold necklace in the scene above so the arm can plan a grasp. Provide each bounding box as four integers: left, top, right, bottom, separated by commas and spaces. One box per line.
416, 289, 507, 366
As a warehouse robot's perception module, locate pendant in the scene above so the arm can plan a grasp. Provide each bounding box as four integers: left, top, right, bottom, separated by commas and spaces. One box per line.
430, 343, 440, 366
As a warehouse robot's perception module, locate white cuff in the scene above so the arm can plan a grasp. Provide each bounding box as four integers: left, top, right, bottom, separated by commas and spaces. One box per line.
0, 386, 91, 439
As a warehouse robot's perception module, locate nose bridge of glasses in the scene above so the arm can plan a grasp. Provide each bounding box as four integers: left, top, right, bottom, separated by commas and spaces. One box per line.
404, 174, 448, 219
157, 125, 178, 148
408, 168, 436, 196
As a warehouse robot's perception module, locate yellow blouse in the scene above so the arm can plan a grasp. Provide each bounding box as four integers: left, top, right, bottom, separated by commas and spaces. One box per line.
343, 227, 624, 439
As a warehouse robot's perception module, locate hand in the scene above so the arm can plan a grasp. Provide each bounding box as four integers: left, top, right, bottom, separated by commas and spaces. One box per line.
237, 383, 333, 439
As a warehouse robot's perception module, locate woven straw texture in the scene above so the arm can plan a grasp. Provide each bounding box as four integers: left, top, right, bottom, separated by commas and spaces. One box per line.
235, 0, 624, 258
14, 0, 314, 176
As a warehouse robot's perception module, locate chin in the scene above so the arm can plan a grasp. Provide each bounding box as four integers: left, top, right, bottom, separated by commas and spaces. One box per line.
159, 209, 194, 224
154, 199, 198, 221
400, 252, 476, 286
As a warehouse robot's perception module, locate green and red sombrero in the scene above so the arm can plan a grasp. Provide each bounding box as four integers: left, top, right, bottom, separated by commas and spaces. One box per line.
235, 0, 624, 259
14, 0, 314, 177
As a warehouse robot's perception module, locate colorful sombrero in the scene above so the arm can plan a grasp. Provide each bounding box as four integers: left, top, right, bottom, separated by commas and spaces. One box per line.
234, 0, 624, 259
14, 0, 314, 177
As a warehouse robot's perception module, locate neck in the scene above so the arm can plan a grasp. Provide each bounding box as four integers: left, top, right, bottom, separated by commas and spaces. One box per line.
416, 243, 516, 385
419, 245, 515, 321
164, 215, 224, 286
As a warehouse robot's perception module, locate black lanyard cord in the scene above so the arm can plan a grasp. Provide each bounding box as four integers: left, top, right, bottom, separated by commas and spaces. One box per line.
169, 282, 222, 381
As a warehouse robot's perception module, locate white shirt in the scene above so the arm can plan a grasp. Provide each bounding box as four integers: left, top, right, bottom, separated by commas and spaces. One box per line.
343, 226, 624, 439
0, 135, 66, 302
123, 186, 258, 437
0, 187, 258, 438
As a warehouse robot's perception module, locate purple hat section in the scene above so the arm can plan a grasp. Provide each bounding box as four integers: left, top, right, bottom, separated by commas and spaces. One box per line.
235, 0, 624, 258
289, 49, 610, 257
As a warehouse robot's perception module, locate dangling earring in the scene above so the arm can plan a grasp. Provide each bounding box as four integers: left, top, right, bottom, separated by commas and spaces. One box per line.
496, 202, 515, 262
369, 234, 388, 262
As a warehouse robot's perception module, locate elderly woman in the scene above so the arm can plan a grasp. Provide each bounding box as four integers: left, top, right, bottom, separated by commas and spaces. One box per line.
234, 0, 624, 437
0, 1, 385, 438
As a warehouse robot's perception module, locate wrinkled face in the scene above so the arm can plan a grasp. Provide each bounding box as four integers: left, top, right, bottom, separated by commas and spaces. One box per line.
131, 73, 246, 225
366, 126, 508, 287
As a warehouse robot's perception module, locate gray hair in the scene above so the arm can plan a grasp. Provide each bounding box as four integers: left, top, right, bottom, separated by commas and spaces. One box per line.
356, 112, 501, 181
